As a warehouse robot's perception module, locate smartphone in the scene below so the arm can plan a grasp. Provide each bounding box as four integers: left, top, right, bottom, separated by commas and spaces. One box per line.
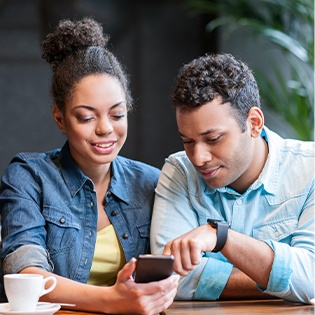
134, 254, 174, 283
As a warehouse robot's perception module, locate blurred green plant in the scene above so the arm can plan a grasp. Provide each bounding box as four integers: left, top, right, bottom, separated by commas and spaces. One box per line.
184, 0, 314, 140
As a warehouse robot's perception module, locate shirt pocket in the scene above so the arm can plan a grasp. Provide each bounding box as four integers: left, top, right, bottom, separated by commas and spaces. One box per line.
136, 222, 150, 254
252, 216, 298, 242
42, 206, 81, 254
136, 222, 150, 238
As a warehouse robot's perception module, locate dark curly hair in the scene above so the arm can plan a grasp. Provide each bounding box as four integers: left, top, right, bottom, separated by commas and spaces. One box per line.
171, 53, 261, 131
41, 17, 133, 112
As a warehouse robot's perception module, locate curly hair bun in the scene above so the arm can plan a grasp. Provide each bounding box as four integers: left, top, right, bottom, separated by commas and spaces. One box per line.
41, 17, 109, 71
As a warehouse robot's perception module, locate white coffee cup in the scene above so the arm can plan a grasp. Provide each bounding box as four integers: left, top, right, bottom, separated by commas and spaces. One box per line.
4, 274, 57, 311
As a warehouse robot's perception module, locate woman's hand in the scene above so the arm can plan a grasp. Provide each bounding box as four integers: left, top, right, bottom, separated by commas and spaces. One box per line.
108, 258, 179, 315
21, 259, 179, 314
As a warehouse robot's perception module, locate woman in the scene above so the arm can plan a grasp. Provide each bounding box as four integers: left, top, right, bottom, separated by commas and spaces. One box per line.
0, 18, 178, 314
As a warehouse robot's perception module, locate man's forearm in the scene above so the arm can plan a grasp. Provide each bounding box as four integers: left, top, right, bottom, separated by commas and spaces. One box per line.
221, 229, 274, 288
219, 267, 273, 300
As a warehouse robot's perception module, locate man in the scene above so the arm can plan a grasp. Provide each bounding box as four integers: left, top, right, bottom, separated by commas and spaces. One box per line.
151, 53, 314, 304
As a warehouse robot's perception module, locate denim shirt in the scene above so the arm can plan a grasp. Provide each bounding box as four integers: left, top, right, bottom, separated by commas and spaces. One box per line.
0, 142, 160, 283
151, 127, 314, 304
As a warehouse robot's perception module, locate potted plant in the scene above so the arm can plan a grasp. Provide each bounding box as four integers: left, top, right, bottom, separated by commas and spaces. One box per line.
184, 0, 314, 140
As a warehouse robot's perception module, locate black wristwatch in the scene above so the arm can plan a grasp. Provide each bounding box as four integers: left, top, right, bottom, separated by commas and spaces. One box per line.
207, 219, 229, 252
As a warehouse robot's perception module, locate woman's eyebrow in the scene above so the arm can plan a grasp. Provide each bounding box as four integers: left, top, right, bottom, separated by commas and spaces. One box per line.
72, 101, 126, 111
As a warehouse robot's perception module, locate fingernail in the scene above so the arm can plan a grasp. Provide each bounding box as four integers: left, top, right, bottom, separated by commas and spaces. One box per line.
129, 257, 136, 264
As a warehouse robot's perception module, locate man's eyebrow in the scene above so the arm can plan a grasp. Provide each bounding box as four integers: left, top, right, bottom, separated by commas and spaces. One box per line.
200, 129, 217, 136
178, 129, 217, 138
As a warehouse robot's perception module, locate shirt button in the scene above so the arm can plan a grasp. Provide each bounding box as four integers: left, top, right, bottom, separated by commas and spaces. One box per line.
59, 217, 65, 224
84, 259, 88, 266
107, 191, 112, 198
274, 231, 280, 237
122, 233, 129, 239
90, 201, 94, 207
236, 199, 242, 205
111, 211, 117, 216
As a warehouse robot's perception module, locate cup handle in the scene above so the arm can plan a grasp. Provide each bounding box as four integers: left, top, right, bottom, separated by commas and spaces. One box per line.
41, 276, 57, 296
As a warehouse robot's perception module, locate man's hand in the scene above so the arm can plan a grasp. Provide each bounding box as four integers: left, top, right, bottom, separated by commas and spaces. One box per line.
162, 224, 217, 275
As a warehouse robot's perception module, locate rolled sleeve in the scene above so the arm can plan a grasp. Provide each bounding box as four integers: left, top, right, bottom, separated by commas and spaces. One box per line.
259, 240, 293, 294
259, 239, 314, 303
3, 244, 52, 274
194, 257, 233, 300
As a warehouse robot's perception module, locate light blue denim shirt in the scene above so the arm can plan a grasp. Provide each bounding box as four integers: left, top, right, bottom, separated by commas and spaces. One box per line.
151, 127, 314, 304
0, 142, 160, 283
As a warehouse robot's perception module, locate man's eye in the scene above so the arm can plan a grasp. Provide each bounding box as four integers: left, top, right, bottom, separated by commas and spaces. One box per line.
207, 136, 220, 142
183, 140, 194, 144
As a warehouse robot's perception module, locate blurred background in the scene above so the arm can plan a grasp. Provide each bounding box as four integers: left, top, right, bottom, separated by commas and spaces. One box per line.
0, 0, 313, 175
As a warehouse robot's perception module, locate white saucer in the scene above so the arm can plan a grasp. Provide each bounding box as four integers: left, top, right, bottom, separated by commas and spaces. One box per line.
0, 302, 60, 315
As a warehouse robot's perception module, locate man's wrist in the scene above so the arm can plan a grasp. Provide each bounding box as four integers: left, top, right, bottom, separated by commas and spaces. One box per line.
207, 219, 229, 252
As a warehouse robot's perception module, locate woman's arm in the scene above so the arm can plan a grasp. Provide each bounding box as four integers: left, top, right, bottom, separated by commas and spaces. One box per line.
21, 258, 179, 315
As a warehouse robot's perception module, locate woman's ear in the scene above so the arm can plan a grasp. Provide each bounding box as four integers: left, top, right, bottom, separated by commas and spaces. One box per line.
52, 105, 66, 133
247, 107, 264, 138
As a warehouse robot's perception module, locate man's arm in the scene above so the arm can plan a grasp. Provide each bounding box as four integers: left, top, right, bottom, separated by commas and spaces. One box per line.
220, 268, 273, 300
153, 154, 314, 303
163, 224, 274, 290
221, 229, 274, 289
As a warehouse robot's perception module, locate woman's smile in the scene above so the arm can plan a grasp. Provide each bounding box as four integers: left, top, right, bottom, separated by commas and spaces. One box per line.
90, 140, 117, 154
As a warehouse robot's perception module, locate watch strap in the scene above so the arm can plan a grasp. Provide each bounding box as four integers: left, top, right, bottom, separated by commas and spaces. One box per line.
207, 219, 229, 252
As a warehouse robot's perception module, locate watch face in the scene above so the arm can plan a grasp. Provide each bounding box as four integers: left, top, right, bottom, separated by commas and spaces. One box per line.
207, 219, 218, 228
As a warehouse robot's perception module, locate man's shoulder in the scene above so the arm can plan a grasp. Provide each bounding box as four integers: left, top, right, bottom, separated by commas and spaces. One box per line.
167, 150, 190, 164
266, 127, 314, 153
280, 139, 314, 156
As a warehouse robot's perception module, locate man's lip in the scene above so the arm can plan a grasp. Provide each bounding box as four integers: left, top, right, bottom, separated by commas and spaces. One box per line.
199, 166, 219, 173
199, 166, 220, 177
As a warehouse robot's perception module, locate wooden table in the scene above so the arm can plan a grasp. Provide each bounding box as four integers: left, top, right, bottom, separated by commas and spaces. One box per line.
56, 299, 314, 314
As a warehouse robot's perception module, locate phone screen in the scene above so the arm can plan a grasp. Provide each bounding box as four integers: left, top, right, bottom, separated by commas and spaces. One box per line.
134, 254, 174, 283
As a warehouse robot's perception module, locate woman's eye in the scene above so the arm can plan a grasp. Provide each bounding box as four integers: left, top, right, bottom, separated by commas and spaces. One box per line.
77, 116, 94, 122
112, 114, 125, 120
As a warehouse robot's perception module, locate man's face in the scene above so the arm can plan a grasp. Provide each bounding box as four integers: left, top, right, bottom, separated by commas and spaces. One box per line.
176, 98, 259, 193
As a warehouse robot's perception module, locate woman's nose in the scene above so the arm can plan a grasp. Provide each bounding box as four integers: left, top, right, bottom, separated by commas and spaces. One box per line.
95, 118, 113, 136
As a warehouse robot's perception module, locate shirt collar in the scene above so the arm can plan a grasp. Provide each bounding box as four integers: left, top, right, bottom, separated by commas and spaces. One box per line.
108, 156, 130, 204
59, 143, 130, 203
205, 127, 280, 196
59, 142, 92, 197
254, 126, 281, 195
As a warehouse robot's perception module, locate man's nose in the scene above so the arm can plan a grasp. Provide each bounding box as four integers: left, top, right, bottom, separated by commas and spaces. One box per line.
192, 144, 212, 167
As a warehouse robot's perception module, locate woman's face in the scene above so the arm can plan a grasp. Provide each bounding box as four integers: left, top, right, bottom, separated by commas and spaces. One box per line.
53, 74, 127, 172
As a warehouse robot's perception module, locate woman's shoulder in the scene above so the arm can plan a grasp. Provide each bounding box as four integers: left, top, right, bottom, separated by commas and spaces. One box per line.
2, 149, 62, 177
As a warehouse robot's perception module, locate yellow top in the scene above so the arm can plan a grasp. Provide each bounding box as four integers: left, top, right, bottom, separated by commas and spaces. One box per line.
87, 224, 126, 286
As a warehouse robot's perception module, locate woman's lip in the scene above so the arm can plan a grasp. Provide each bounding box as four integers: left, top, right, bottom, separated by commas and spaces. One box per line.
91, 141, 116, 148
90, 141, 117, 154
